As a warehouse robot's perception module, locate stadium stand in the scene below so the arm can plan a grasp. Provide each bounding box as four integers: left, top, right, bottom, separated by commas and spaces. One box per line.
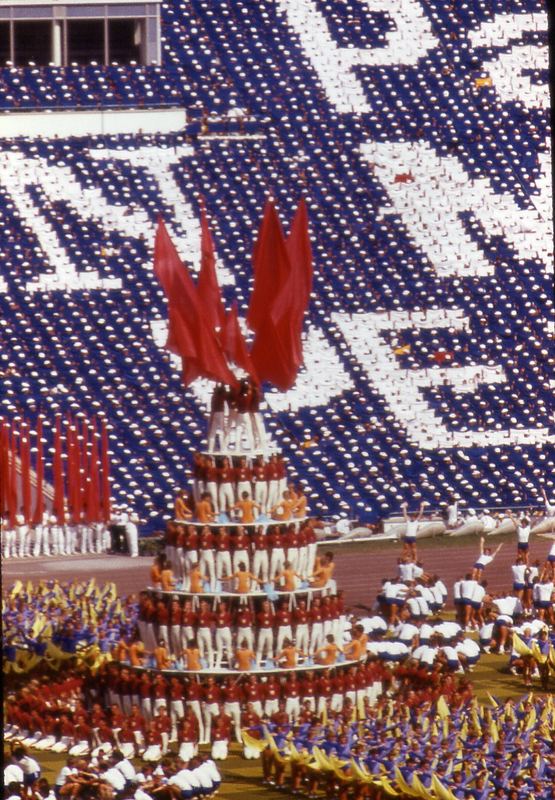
0, 0, 552, 533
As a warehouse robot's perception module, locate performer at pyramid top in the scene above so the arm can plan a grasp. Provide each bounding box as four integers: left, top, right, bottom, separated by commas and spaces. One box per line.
207, 378, 267, 453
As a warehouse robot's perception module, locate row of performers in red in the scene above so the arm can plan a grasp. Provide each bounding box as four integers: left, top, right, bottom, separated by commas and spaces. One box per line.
96, 661, 391, 747
161, 521, 321, 588
180, 454, 302, 516
4, 661, 390, 762
136, 594, 347, 667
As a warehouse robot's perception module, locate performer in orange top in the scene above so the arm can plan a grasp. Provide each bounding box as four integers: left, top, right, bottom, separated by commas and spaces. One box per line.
129, 637, 145, 667
310, 555, 333, 590
234, 639, 256, 671
276, 638, 305, 669
184, 639, 202, 671
113, 636, 129, 663
314, 634, 342, 666
294, 485, 308, 519
222, 562, 262, 594
196, 492, 215, 524
174, 489, 194, 521
188, 563, 207, 594
161, 561, 175, 592
271, 490, 295, 522
150, 554, 163, 588
343, 637, 364, 662
275, 561, 301, 592
233, 491, 261, 525
154, 638, 171, 670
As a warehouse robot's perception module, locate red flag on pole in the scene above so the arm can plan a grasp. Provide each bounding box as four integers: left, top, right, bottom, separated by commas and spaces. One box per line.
53, 416, 66, 526
33, 416, 44, 525
285, 197, 313, 369
247, 200, 292, 334
248, 203, 300, 390
100, 419, 111, 524
154, 217, 238, 388
66, 415, 81, 525
197, 203, 226, 331
9, 426, 18, 527
86, 417, 100, 524
287, 198, 313, 310
221, 301, 259, 384
20, 419, 32, 524
81, 416, 90, 521
0, 420, 9, 520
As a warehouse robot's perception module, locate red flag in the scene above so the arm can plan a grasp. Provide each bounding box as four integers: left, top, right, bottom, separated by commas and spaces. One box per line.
153, 214, 179, 297
247, 201, 291, 333
20, 419, 32, 524
0, 420, 9, 519
100, 420, 111, 523
9, 426, 17, 527
53, 416, 66, 526
197, 203, 226, 331
66, 415, 82, 524
250, 317, 297, 390
285, 198, 313, 368
154, 217, 238, 387
248, 203, 299, 390
33, 416, 44, 524
221, 301, 259, 383
287, 198, 313, 306
86, 418, 101, 524
81, 416, 90, 521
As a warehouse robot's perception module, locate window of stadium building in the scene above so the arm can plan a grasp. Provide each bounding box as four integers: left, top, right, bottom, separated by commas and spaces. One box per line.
108, 18, 142, 64
2, 14, 152, 67
13, 20, 52, 66
67, 19, 105, 64
0, 22, 9, 64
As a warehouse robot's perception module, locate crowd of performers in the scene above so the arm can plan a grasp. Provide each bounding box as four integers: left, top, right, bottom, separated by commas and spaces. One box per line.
3, 579, 138, 676
175, 456, 308, 521
255, 686, 555, 799
159, 517, 318, 590
4, 506, 555, 799
2, 508, 139, 560
4, 735, 222, 799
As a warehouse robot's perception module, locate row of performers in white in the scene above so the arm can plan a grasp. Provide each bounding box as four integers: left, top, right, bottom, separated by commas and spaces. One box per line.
2, 509, 140, 558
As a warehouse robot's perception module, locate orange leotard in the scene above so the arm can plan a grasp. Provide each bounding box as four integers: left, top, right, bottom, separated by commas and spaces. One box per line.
236, 649, 255, 670
185, 648, 201, 670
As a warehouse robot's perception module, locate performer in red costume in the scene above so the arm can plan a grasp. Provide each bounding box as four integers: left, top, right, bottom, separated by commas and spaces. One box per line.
251, 524, 270, 585
255, 599, 275, 666
252, 455, 268, 513
217, 456, 235, 515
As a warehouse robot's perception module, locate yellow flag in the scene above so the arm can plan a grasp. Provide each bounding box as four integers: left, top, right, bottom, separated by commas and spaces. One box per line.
513, 634, 533, 657
490, 719, 499, 744
394, 766, 420, 797
357, 695, 366, 720
436, 695, 450, 720
525, 707, 537, 731
486, 692, 499, 708
412, 772, 433, 799
379, 776, 400, 797
431, 774, 458, 800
